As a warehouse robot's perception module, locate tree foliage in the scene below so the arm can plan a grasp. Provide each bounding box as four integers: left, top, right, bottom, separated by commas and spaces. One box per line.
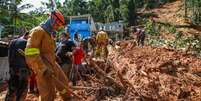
56, 0, 174, 25
0, 0, 176, 37
184, 0, 201, 25
0, 0, 48, 37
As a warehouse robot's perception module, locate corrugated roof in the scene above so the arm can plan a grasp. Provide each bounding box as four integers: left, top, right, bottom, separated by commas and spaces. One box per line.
0, 41, 8, 45
0, 41, 8, 47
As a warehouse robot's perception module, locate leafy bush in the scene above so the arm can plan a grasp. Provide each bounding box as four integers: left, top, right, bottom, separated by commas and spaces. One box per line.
168, 26, 176, 34
145, 20, 160, 36
175, 31, 183, 39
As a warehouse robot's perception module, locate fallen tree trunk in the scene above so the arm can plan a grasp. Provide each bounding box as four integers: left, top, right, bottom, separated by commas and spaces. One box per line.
88, 58, 126, 91
71, 86, 110, 90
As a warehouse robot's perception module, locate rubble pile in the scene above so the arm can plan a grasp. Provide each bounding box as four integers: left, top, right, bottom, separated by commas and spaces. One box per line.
61, 40, 201, 101
1, 41, 201, 101
108, 41, 201, 101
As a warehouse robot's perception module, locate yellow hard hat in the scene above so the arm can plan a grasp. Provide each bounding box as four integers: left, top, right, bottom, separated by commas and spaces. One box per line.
96, 31, 108, 41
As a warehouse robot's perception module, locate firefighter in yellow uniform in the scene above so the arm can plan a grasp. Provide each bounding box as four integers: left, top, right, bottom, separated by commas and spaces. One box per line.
25, 10, 72, 101
94, 31, 109, 60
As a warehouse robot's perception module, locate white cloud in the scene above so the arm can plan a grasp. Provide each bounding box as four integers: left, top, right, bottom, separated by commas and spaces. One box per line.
19, 0, 47, 13
20, 0, 65, 13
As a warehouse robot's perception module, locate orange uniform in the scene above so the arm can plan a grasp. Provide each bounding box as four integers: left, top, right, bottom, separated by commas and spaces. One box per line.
25, 26, 71, 101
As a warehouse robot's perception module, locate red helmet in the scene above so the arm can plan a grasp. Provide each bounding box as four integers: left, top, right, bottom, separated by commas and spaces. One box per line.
51, 10, 65, 27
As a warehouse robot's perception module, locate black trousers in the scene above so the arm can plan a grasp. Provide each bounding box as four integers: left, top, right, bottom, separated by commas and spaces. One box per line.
137, 33, 145, 46
5, 68, 30, 101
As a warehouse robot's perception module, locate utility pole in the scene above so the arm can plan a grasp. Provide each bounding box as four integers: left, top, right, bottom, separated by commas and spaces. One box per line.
14, 0, 17, 37
10, 0, 16, 37
50, 0, 57, 11
0, 26, 2, 40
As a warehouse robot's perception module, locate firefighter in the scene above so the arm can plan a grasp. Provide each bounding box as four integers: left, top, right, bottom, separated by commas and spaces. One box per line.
25, 10, 72, 101
6, 32, 30, 101
94, 31, 109, 60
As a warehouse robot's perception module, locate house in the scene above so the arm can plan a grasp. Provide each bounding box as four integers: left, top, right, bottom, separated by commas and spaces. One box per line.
0, 24, 4, 40
0, 41, 9, 82
96, 21, 124, 33
67, 14, 97, 40
95, 21, 124, 40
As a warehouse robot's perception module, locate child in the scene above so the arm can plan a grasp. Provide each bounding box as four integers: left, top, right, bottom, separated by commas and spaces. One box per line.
69, 42, 86, 86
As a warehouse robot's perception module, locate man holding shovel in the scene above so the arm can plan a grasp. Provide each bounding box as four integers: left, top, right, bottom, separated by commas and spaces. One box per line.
25, 10, 79, 101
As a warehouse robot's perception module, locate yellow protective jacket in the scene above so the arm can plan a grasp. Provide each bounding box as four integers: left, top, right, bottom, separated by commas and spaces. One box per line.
96, 31, 109, 45
25, 26, 56, 74
94, 31, 109, 59
25, 26, 72, 100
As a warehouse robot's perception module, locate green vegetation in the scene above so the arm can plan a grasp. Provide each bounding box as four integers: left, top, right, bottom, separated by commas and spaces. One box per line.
0, 0, 177, 37
184, 0, 201, 25
1, 0, 201, 57
0, 0, 47, 37
145, 20, 201, 57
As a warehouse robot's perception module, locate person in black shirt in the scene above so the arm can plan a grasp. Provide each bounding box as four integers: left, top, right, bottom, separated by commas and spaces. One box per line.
5, 32, 30, 101
135, 28, 145, 47
56, 32, 75, 78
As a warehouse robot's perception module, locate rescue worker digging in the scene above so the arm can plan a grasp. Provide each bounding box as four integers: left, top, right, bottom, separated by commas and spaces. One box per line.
94, 31, 109, 60
25, 10, 74, 101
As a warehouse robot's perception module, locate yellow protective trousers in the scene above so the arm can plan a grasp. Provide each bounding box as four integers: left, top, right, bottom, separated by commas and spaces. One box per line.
25, 26, 71, 101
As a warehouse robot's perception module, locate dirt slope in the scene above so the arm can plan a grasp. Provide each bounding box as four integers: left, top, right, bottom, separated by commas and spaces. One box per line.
148, 0, 201, 36
1, 41, 201, 101
109, 42, 201, 100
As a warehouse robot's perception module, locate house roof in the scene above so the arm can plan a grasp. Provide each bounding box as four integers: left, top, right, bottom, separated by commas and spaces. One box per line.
0, 41, 8, 47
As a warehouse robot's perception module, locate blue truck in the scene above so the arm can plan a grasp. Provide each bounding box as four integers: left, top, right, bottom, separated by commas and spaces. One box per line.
67, 14, 96, 41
